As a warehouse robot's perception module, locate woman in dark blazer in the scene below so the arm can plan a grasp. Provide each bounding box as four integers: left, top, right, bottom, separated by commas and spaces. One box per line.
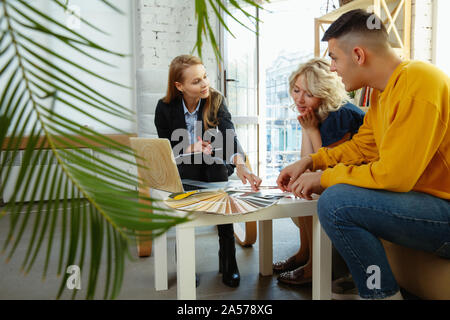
154, 55, 262, 288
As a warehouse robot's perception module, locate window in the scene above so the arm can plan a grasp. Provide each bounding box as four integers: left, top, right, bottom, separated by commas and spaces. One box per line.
221, 3, 259, 173
434, 0, 450, 75
221, 0, 324, 180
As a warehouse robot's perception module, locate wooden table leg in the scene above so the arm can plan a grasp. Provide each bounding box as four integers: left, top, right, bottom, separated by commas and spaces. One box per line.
176, 226, 196, 300
258, 220, 273, 276
137, 188, 152, 257
234, 221, 257, 247
312, 214, 332, 300
137, 240, 152, 257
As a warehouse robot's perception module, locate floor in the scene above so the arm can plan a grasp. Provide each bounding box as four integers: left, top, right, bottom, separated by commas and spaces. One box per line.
0, 208, 313, 300
0, 206, 419, 300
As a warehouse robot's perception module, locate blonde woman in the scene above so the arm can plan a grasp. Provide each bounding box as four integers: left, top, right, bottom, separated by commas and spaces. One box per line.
273, 58, 365, 285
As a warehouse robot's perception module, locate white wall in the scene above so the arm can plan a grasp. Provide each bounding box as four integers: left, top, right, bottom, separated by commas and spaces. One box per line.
1, 1, 139, 202
434, 0, 450, 75
411, 0, 433, 62
411, 0, 449, 75
48, 0, 136, 134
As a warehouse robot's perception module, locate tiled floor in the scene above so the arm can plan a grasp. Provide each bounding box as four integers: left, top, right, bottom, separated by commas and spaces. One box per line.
0, 210, 313, 300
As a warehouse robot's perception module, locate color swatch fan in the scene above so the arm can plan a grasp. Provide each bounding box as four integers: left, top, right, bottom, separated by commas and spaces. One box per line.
164, 189, 284, 215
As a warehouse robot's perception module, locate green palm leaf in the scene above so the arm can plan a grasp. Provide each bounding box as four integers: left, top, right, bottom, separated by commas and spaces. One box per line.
193, 0, 269, 61
1, 0, 268, 300
0, 0, 189, 300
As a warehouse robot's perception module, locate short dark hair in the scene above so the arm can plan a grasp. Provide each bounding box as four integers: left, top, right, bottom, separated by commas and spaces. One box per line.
322, 9, 388, 42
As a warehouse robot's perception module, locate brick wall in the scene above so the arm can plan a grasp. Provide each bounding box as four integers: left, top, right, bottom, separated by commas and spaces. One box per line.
136, 0, 218, 81
134, 0, 220, 138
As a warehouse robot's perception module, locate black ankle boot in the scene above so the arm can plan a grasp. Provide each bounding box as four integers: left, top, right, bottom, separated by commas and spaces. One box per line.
218, 225, 240, 288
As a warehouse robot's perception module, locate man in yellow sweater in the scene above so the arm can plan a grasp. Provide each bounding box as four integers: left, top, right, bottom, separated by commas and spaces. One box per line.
277, 9, 449, 300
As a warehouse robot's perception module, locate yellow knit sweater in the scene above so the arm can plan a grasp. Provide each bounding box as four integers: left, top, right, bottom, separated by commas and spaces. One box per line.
311, 60, 450, 199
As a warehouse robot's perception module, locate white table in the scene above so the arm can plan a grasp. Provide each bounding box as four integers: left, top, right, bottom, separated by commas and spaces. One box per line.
151, 188, 332, 300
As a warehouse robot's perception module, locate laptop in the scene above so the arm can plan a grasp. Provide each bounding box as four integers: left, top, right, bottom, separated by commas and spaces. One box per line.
130, 138, 229, 193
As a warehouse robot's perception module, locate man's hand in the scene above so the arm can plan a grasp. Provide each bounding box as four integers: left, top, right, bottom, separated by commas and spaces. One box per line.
290, 171, 324, 200
276, 156, 313, 192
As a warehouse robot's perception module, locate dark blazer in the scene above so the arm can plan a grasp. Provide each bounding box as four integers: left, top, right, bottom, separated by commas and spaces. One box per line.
154, 95, 246, 182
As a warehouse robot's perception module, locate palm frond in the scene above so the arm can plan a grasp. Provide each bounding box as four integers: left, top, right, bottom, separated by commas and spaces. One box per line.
1, 0, 270, 300
193, 0, 269, 61
52, 0, 111, 36
0, 0, 189, 300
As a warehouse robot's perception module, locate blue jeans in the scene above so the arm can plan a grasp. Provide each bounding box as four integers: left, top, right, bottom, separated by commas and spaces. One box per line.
317, 184, 450, 299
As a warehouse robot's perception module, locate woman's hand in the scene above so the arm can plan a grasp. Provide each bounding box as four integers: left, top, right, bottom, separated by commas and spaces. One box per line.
297, 107, 319, 132
233, 154, 262, 191
186, 136, 212, 155
236, 164, 262, 191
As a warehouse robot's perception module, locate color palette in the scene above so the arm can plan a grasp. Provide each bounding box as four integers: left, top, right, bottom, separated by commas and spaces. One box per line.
164, 189, 285, 215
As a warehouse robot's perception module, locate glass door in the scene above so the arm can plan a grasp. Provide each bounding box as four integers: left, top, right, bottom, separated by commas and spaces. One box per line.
259, 0, 324, 180
220, 0, 327, 246
221, 0, 324, 180
221, 3, 259, 175
220, 2, 259, 246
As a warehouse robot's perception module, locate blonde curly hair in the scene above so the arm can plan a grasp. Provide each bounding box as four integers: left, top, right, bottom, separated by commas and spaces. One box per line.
289, 58, 349, 121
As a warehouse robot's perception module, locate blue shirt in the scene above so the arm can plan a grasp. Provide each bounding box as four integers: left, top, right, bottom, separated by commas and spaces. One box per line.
319, 102, 365, 147
182, 98, 240, 164
182, 98, 202, 145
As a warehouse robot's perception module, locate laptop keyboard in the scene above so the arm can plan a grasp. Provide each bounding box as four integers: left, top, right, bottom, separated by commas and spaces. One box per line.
182, 184, 206, 191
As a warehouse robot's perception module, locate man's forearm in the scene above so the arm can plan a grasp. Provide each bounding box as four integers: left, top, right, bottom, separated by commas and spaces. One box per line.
301, 155, 314, 171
